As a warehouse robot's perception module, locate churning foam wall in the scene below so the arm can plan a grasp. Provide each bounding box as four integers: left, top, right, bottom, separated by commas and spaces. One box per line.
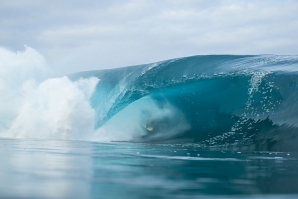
0, 46, 99, 140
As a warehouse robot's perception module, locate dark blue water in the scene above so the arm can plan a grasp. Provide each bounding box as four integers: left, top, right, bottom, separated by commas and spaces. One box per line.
1, 138, 298, 199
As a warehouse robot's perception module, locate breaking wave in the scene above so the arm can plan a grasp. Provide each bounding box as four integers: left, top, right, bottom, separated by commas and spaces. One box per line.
1, 47, 298, 151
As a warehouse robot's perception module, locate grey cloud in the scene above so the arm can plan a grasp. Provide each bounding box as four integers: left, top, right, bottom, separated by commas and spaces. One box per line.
0, 0, 298, 74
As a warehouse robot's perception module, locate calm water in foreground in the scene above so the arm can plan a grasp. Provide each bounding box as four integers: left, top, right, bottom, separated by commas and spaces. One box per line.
0, 138, 298, 199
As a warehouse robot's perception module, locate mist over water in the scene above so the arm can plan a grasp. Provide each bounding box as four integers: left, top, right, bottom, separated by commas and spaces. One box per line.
94, 96, 190, 142
0, 46, 99, 140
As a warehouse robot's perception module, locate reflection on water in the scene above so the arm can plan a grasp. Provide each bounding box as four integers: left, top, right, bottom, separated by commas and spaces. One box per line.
0, 139, 298, 199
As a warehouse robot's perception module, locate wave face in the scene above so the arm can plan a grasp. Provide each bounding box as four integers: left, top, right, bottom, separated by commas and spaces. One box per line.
69, 55, 298, 151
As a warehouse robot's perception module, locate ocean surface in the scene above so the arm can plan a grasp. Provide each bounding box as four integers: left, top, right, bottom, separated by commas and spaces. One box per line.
1, 54, 298, 198
1, 139, 298, 199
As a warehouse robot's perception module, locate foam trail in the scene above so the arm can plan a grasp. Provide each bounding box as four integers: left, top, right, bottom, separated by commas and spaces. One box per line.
0, 46, 99, 140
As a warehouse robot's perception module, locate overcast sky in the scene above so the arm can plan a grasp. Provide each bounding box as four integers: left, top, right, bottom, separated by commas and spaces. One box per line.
1, 0, 298, 74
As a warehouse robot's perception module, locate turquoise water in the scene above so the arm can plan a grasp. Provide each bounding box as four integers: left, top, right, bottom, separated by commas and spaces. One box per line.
1, 138, 298, 199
